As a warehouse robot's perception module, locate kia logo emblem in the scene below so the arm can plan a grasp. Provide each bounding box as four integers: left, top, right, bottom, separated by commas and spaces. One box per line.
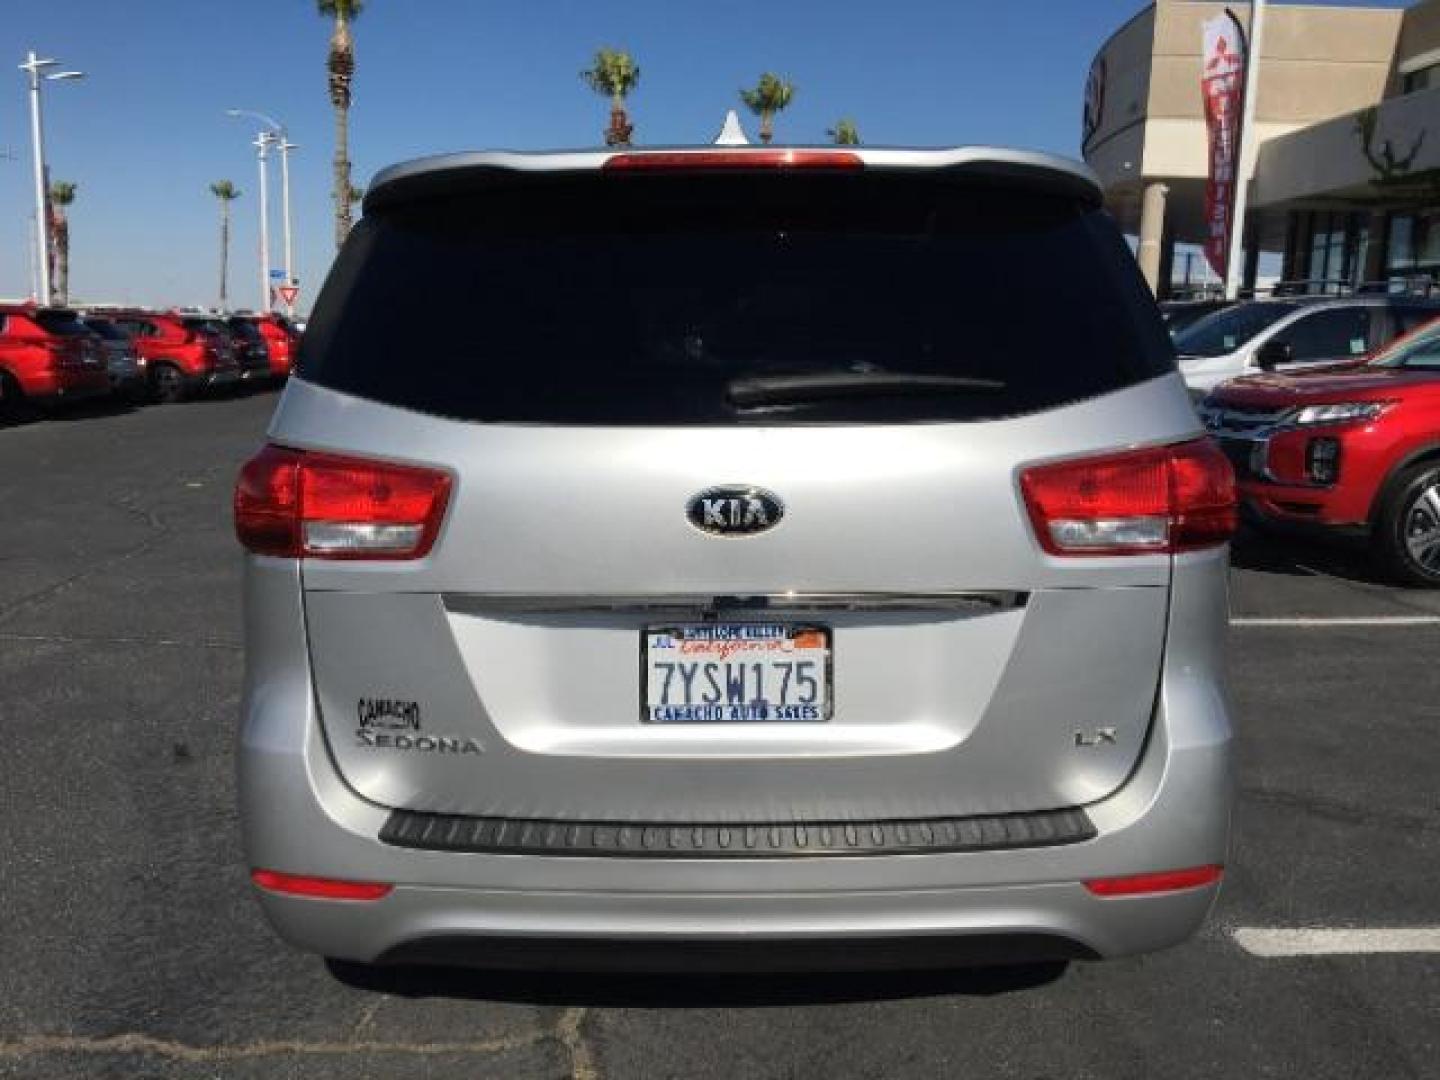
686, 486, 785, 537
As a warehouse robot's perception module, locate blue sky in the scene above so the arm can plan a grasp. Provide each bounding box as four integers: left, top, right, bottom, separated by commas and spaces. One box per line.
0, 0, 1414, 310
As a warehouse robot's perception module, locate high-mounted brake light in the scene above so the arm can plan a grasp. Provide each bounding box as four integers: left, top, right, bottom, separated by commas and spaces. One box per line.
234, 445, 452, 560
1020, 439, 1236, 557
1084, 865, 1224, 897
603, 149, 864, 171
251, 869, 393, 901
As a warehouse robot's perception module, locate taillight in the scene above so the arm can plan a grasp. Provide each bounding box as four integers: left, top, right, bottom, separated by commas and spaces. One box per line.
603, 149, 863, 171
234, 445, 452, 560
40, 341, 69, 369
1020, 439, 1236, 557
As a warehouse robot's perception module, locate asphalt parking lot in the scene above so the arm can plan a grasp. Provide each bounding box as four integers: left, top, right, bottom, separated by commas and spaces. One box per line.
1, 390, 1437, 1080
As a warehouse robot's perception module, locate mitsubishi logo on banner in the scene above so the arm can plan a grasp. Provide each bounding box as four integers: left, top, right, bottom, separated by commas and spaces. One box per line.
1202, 13, 1247, 277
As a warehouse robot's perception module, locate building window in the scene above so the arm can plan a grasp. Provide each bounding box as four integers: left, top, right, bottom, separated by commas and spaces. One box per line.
1299, 211, 1366, 289
1310, 219, 1330, 281
1385, 210, 1440, 284
1390, 215, 1415, 267
1419, 211, 1440, 268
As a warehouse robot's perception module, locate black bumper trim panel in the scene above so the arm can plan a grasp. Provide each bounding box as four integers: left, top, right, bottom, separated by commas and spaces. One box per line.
369, 933, 1099, 972
378, 807, 1096, 858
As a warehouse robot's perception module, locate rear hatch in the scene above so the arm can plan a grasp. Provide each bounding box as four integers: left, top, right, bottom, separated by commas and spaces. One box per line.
271, 151, 1203, 824
183, 318, 239, 372
83, 319, 141, 377
33, 308, 104, 369
226, 319, 272, 374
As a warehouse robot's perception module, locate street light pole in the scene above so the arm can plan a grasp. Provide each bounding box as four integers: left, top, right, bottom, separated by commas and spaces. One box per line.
255, 132, 273, 312
19, 51, 84, 307
227, 109, 295, 315
29, 213, 41, 302
21, 54, 50, 305
278, 138, 296, 317
21, 52, 54, 306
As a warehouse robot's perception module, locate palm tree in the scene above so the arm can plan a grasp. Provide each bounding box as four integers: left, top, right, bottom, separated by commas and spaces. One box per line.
48, 181, 77, 306
739, 73, 796, 145
209, 180, 241, 311
581, 48, 640, 147
827, 118, 860, 146
319, 0, 364, 250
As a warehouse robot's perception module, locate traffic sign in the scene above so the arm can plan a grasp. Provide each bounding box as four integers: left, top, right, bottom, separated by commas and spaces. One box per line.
269, 268, 286, 281
277, 284, 300, 306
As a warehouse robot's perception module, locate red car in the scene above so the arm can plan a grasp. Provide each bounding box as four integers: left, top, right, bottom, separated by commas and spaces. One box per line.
229, 313, 299, 378
110, 310, 243, 402
1202, 316, 1440, 585
0, 303, 110, 416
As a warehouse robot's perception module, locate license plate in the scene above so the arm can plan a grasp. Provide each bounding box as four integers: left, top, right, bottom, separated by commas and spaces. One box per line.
642, 623, 831, 723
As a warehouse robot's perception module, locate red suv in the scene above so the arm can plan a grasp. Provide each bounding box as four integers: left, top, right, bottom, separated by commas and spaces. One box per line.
1202, 315, 1440, 585
0, 304, 110, 416
229, 313, 299, 378
110, 310, 242, 402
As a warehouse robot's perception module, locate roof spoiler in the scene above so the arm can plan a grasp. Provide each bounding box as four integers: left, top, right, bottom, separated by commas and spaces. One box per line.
363, 146, 1102, 216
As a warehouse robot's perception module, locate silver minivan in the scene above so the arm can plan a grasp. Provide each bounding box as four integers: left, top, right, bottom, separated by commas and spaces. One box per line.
235, 145, 1236, 970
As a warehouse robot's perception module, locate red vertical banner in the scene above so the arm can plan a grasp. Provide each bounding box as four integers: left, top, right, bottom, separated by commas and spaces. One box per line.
1202, 14, 1246, 278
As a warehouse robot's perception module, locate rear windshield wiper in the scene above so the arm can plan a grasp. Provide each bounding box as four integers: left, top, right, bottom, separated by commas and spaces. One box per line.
726, 372, 1006, 408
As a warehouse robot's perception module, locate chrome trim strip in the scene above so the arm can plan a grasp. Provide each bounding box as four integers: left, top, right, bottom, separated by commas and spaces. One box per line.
444, 591, 1028, 617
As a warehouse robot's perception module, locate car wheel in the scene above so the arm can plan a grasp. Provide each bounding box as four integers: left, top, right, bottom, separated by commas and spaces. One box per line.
1374, 462, 1440, 587
0, 374, 17, 420
151, 362, 187, 404
0, 370, 32, 422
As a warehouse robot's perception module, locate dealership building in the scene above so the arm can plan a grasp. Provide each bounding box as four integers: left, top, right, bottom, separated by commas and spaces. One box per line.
1084, 0, 1440, 296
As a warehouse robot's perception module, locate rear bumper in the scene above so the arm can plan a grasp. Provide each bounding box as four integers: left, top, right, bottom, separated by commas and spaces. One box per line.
108, 364, 147, 392
239, 555, 1233, 966
198, 366, 243, 390
26, 368, 111, 404
262, 877, 1216, 970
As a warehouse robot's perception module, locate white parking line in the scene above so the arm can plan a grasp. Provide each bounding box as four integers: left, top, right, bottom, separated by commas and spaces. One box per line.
1230, 615, 1440, 627
1235, 928, 1440, 957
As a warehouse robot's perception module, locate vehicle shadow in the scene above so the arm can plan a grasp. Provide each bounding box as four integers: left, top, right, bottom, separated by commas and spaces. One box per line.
213, 379, 285, 401
0, 394, 142, 429
45, 396, 146, 421
325, 957, 1069, 1007
1230, 525, 1385, 587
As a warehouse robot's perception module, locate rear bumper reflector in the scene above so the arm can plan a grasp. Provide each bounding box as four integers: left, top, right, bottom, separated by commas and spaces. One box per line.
378, 807, 1095, 859
251, 869, 393, 901
1083, 865, 1223, 897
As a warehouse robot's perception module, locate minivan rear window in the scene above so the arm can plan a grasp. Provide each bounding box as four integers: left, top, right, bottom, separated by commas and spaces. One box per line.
300, 172, 1175, 424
